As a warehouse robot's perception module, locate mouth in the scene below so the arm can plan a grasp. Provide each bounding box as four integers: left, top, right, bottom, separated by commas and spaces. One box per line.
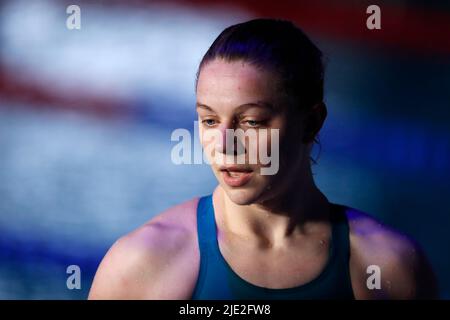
219, 166, 254, 187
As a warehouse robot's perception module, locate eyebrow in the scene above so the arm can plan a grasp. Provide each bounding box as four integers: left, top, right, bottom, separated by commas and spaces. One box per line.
196, 101, 275, 113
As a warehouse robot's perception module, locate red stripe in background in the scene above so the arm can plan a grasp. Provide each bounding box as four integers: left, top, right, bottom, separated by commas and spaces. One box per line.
0, 66, 130, 119
1, 0, 449, 118
177, 0, 450, 56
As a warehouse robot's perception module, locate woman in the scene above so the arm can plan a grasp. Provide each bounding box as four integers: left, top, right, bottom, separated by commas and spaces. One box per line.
88, 19, 437, 299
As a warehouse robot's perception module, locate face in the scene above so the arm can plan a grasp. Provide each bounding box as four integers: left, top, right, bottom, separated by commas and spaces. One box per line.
196, 59, 310, 205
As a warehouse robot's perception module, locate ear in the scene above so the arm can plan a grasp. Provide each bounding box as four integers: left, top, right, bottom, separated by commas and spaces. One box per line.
301, 102, 327, 144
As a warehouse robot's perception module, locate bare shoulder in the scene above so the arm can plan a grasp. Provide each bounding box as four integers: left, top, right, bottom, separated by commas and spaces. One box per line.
345, 206, 438, 299
88, 197, 200, 300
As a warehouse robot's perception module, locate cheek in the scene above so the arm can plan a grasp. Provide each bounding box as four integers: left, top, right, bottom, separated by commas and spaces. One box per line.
201, 132, 214, 165
198, 124, 205, 146
198, 125, 214, 164
234, 128, 282, 168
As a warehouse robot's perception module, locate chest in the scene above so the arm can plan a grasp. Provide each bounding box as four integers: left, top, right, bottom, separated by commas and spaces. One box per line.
216, 231, 332, 289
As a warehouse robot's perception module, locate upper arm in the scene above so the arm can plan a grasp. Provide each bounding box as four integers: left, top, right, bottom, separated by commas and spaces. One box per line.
348, 210, 438, 300
372, 238, 438, 299
88, 236, 141, 300
394, 240, 438, 299
88, 225, 174, 299
88, 198, 200, 300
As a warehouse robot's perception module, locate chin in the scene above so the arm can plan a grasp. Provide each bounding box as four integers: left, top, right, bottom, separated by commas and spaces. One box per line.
220, 183, 267, 205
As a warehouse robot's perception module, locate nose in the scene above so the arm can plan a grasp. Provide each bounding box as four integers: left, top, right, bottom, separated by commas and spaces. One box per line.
215, 120, 245, 156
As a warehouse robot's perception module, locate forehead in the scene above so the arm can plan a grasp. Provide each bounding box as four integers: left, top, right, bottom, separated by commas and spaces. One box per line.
196, 59, 280, 110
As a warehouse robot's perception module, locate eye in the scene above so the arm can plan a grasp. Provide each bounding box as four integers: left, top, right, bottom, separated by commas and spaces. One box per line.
243, 120, 266, 128
202, 119, 217, 127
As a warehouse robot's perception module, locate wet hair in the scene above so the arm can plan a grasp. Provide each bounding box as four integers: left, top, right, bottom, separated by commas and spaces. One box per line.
196, 18, 325, 164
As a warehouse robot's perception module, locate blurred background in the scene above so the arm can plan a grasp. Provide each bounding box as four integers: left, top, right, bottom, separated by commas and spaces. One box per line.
0, 0, 449, 299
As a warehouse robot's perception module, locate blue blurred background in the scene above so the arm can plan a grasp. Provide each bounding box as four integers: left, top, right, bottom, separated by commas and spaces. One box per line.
0, 0, 449, 299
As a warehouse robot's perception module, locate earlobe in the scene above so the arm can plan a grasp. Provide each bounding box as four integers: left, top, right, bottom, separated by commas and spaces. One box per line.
301, 131, 316, 144
301, 102, 327, 144
314, 102, 328, 123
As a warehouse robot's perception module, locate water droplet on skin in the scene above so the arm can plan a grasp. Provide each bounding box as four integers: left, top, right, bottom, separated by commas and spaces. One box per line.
319, 240, 325, 245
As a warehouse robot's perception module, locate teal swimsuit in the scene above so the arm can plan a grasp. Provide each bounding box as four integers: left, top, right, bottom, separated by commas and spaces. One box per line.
191, 194, 355, 299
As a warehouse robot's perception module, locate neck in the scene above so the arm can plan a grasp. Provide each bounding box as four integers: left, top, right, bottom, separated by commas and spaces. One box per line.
214, 168, 331, 247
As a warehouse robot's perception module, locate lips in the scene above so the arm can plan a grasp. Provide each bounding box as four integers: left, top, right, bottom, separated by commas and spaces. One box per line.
219, 166, 253, 187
